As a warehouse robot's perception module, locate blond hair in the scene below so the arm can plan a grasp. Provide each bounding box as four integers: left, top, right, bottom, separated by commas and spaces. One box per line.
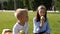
2, 29, 12, 34
14, 8, 28, 19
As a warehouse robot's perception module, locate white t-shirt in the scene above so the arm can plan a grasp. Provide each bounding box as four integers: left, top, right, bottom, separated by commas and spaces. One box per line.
13, 22, 28, 34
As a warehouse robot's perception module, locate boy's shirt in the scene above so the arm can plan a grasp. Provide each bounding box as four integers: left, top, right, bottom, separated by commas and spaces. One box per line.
13, 22, 28, 34
33, 17, 50, 34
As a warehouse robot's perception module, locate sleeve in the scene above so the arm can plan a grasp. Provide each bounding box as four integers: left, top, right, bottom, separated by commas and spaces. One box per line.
46, 19, 50, 34
33, 17, 38, 33
13, 26, 19, 34
33, 17, 36, 33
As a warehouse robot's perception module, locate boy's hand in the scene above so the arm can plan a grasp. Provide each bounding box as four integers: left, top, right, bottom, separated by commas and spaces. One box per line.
40, 16, 45, 28
20, 30, 25, 34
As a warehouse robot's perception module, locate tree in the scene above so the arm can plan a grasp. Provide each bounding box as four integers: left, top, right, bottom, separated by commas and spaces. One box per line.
8, 0, 14, 10
54, 0, 60, 10
3, 1, 8, 10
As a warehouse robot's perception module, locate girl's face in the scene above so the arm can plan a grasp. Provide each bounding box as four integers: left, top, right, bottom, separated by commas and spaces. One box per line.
38, 9, 46, 16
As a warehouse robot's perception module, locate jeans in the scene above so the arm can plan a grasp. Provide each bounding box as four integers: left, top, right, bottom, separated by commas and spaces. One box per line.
34, 30, 46, 34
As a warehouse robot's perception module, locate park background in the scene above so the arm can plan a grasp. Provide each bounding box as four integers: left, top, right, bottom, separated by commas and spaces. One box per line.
0, 0, 60, 11
0, 0, 60, 34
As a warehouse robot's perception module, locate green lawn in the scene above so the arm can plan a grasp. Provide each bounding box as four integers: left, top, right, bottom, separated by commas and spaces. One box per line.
0, 12, 60, 34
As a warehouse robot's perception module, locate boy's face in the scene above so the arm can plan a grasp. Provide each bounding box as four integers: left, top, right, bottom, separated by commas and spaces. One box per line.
18, 11, 28, 22
4, 32, 12, 34
38, 9, 46, 16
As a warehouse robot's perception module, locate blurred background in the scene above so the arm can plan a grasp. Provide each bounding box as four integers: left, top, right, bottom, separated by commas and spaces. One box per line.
0, 0, 60, 34
0, 0, 59, 11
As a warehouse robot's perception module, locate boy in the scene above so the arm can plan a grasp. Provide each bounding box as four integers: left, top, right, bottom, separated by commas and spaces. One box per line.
13, 8, 28, 34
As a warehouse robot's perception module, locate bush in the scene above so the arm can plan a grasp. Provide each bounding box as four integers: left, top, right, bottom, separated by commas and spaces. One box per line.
1, 0, 60, 11
54, 0, 60, 11
2, 1, 8, 10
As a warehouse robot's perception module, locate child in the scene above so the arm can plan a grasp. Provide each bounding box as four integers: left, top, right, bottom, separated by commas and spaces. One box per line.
33, 5, 50, 34
13, 9, 28, 34
2, 29, 12, 34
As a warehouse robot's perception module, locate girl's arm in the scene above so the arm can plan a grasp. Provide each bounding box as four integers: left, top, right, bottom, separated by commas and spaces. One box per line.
43, 19, 50, 34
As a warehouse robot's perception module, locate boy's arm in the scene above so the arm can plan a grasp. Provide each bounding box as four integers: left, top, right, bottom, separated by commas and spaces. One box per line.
13, 27, 19, 34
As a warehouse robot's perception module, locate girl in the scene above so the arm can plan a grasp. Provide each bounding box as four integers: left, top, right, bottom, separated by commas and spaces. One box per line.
13, 8, 28, 34
33, 5, 50, 34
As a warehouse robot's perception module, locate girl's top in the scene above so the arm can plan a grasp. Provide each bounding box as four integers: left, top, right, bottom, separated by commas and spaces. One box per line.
33, 17, 50, 34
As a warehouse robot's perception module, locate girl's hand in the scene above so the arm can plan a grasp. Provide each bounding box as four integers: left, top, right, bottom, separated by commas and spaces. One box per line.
40, 16, 45, 28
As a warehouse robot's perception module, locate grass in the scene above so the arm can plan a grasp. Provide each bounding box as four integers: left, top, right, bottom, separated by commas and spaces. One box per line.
0, 11, 60, 34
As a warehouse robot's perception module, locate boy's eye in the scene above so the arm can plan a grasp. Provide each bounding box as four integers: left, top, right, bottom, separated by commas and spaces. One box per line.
25, 15, 28, 17
26, 16, 28, 17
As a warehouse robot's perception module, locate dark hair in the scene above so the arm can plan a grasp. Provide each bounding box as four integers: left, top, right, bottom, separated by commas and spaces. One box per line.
5, 30, 12, 33
36, 5, 47, 22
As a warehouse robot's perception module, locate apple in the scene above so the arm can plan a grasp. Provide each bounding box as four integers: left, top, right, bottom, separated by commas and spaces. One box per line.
19, 30, 25, 34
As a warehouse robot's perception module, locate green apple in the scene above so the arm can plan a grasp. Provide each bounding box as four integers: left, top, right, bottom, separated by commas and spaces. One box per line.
20, 30, 25, 34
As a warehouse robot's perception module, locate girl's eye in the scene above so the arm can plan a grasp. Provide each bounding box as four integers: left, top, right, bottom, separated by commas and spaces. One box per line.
41, 11, 45, 13
43, 12, 45, 13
